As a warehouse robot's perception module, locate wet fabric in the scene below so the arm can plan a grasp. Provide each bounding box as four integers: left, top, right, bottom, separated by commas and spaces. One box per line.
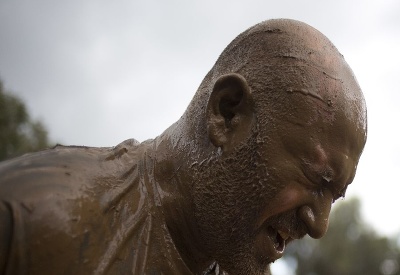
0, 139, 193, 274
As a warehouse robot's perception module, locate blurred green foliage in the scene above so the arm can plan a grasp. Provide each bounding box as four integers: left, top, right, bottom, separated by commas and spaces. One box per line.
0, 80, 51, 161
283, 197, 400, 275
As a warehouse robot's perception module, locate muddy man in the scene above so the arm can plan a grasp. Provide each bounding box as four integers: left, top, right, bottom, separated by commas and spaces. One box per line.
0, 19, 367, 275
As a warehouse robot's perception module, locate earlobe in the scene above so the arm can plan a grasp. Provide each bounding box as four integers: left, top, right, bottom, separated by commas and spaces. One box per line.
206, 73, 254, 153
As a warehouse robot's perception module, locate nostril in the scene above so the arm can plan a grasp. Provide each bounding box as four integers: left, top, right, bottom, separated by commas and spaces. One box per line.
298, 205, 329, 239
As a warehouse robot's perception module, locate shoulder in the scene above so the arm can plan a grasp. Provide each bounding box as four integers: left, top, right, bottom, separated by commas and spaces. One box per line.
0, 140, 146, 273
0, 145, 115, 236
0, 139, 144, 203
0, 145, 106, 200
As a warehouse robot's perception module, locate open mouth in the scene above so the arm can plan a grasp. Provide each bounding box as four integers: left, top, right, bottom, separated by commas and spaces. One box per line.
267, 227, 292, 254
275, 230, 286, 252
254, 225, 298, 263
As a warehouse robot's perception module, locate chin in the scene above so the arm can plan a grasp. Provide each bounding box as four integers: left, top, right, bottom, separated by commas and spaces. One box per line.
219, 259, 272, 275
214, 238, 274, 275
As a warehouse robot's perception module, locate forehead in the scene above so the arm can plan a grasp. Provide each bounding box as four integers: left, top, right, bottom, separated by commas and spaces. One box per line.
257, 56, 366, 130
255, 58, 367, 163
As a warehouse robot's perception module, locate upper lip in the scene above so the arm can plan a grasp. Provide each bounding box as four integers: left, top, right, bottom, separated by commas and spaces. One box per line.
276, 228, 300, 242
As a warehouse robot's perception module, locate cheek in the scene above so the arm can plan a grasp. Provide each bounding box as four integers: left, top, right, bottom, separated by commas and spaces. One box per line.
257, 183, 307, 227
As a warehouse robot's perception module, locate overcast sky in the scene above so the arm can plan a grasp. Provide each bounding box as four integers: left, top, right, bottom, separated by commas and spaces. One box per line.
1, 0, 399, 247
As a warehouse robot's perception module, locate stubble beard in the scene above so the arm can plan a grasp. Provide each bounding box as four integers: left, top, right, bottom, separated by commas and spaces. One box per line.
192, 134, 278, 275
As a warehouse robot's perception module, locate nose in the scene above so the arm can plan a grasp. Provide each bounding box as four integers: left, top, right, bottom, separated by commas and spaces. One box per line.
298, 192, 332, 239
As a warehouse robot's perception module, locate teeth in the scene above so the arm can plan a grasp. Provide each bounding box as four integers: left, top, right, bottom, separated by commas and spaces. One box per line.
274, 230, 286, 252
277, 230, 289, 241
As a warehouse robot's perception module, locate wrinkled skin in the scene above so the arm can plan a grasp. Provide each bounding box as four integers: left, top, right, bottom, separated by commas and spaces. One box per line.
0, 19, 367, 275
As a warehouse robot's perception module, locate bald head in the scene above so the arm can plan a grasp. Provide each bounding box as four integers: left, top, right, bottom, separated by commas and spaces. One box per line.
213, 19, 344, 80
183, 19, 366, 153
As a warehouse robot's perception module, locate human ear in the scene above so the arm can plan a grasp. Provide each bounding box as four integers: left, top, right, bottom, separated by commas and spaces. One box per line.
206, 73, 254, 153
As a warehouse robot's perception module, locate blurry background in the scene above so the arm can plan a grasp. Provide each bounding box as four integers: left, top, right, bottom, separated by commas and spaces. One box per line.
0, 0, 399, 274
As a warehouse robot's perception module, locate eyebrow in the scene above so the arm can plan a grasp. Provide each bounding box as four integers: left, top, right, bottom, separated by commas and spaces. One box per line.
303, 166, 347, 201
301, 160, 335, 186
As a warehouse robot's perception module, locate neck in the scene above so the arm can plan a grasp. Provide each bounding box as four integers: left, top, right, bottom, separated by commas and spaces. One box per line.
149, 121, 215, 274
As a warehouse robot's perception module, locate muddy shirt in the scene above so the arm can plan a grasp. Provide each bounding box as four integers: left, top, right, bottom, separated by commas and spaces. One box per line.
0, 139, 193, 274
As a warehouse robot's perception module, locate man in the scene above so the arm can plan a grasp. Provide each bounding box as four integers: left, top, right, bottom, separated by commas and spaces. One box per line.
0, 19, 367, 275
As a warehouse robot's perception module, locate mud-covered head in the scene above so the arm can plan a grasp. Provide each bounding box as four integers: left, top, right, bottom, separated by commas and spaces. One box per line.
185, 19, 366, 148
182, 19, 367, 275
